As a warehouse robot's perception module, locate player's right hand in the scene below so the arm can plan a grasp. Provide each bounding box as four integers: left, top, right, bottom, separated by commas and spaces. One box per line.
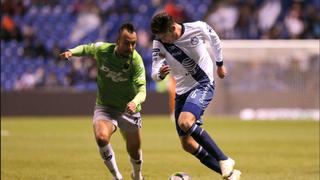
59, 51, 72, 60
125, 102, 136, 114
217, 65, 227, 79
159, 64, 170, 79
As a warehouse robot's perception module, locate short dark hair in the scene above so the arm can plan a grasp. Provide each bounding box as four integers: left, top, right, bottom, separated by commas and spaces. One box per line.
117, 23, 136, 42
150, 12, 174, 34
119, 22, 136, 34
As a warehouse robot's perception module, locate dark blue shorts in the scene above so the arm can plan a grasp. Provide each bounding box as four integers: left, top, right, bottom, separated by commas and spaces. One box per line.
174, 83, 214, 136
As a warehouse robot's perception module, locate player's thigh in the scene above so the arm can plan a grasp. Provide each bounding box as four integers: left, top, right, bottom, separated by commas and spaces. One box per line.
179, 135, 198, 153
118, 112, 142, 149
93, 120, 115, 143
117, 112, 142, 155
93, 105, 118, 142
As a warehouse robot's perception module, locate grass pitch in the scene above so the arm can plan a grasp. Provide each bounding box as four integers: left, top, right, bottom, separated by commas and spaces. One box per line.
1, 116, 319, 180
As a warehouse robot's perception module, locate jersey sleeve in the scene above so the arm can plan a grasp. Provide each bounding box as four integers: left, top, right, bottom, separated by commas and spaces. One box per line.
130, 52, 147, 109
151, 40, 167, 81
69, 42, 104, 57
199, 21, 224, 67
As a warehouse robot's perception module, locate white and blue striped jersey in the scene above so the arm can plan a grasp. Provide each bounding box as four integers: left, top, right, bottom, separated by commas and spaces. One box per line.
151, 21, 223, 95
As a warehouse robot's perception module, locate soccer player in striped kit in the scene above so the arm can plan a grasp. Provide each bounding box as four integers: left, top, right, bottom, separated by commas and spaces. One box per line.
150, 12, 241, 180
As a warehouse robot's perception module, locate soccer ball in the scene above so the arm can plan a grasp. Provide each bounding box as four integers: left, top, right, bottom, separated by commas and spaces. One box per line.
168, 172, 192, 180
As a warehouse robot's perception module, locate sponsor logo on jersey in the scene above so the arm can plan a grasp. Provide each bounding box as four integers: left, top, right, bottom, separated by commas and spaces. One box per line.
181, 57, 197, 75
100, 65, 128, 82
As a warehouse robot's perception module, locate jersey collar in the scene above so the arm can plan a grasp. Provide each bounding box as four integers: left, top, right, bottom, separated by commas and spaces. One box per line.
180, 23, 185, 37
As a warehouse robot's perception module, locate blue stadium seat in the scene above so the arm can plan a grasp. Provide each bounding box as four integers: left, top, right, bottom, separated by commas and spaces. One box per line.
0, 0, 221, 91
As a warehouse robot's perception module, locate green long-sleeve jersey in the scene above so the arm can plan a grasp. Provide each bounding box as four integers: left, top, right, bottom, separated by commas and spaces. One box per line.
69, 42, 146, 113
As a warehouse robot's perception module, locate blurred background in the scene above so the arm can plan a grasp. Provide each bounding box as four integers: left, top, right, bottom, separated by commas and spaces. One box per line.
1, 0, 319, 119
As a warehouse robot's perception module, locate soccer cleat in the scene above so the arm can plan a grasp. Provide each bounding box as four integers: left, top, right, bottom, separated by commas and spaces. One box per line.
227, 169, 241, 180
112, 174, 123, 180
131, 172, 144, 180
219, 158, 235, 179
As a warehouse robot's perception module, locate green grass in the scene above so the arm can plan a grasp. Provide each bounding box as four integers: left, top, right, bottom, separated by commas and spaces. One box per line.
1, 116, 319, 180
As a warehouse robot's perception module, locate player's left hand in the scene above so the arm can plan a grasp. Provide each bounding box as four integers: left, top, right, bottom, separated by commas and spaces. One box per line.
59, 50, 72, 60
126, 102, 136, 114
217, 65, 227, 79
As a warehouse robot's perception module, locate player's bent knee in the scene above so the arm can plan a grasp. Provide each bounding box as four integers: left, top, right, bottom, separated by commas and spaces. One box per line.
96, 137, 109, 147
178, 119, 194, 133
95, 131, 110, 147
178, 112, 196, 133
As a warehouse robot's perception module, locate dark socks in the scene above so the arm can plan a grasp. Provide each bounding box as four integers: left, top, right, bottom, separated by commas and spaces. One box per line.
188, 123, 228, 161
192, 146, 222, 174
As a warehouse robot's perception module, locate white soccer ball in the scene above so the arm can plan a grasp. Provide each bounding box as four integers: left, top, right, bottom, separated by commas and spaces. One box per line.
168, 172, 192, 180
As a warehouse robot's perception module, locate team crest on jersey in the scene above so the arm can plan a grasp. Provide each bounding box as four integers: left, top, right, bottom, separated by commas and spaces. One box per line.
191, 36, 199, 45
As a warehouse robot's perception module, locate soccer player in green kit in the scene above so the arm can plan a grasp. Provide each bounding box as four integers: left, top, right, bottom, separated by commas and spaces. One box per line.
60, 23, 146, 180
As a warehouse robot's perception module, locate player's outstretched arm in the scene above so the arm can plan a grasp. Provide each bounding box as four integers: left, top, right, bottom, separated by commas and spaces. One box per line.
59, 43, 99, 60
59, 51, 72, 60
217, 65, 227, 79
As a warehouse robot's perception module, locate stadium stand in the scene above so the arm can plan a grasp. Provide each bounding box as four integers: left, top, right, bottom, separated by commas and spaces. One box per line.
1, 0, 319, 92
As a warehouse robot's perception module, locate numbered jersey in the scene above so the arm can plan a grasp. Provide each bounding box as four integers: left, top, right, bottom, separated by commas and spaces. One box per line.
151, 21, 223, 95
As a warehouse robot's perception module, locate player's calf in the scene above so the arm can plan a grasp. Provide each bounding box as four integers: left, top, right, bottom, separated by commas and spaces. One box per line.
99, 144, 123, 180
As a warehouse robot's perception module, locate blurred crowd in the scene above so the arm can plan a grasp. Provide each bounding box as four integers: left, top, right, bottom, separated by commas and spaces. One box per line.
1, 0, 319, 92
205, 0, 319, 39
